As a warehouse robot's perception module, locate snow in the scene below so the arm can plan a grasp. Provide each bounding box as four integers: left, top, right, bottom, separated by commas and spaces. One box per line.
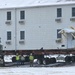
0, 66, 75, 75
58, 28, 75, 34
4, 55, 15, 62
0, 0, 58, 8
0, 0, 75, 9
1, 55, 75, 75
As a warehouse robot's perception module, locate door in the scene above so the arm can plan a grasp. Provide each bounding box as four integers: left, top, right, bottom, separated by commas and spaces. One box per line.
67, 33, 72, 48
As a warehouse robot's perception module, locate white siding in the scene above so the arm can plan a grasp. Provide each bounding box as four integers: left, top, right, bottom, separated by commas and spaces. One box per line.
0, 4, 75, 50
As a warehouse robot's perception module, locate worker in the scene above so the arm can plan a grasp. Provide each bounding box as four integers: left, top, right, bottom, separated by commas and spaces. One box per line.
29, 53, 34, 67
16, 53, 20, 66
20, 54, 25, 65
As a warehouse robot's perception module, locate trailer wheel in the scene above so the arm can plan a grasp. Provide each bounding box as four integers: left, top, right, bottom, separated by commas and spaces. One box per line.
43, 58, 50, 65
43, 59, 46, 65
37, 59, 43, 64
71, 56, 75, 62
12, 57, 16, 62
25, 56, 29, 62
37, 59, 41, 64
65, 56, 71, 63
53, 58, 56, 63
49, 58, 56, 64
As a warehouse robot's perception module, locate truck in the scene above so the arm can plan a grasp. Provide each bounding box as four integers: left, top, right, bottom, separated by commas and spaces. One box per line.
1, 47, 75, 66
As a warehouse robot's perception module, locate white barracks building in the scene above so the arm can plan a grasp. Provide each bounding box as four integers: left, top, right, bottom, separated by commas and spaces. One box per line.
0, 0, 75, 51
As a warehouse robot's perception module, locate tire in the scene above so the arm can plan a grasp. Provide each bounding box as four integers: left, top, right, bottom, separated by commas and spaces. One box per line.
44, 58, 50, 65
43, 59, 46, 65
25, 56, 29, 62
71, 56, 75, 62
49, 58, 56, 64
37, 59, 43, 64
37, 59, 41, 64
65, 56, 71, 63
12, 57, 16, 62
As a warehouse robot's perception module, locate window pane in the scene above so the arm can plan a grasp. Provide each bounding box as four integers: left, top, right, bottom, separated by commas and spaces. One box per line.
20, 31, 25, 40
7, 31, 11, 40
72, 8, 75, 17
20, 11, 25, 19
57, 29, 61, 38
57, 8, 62, 17
7, 12, 11, 20
72, 33, 75, 40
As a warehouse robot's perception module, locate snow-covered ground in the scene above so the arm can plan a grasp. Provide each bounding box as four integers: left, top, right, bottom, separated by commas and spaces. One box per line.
0, 66, 75, 75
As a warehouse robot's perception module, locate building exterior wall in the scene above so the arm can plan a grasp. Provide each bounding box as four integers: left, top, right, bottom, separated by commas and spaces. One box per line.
0, 4, 75, 51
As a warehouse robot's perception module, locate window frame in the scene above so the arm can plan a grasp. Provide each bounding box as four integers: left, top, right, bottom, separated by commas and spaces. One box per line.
20, 11, 25, 20
20, 31, 25, 40
57, 8, 62, 17
72, 7, 75, 17
7, 11, 11, 20
7, 31, 11, 40
57, 29, 62, 38
72, 33, 75, 40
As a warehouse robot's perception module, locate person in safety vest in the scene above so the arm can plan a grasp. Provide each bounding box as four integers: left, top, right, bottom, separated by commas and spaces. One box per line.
29, 53, 34, 67
16, 53, 20, 66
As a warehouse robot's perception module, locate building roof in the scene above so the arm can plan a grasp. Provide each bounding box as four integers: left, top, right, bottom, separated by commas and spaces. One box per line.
0, 0, 75, 9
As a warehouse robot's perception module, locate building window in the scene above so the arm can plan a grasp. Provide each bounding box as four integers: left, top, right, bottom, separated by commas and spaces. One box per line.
7, 31, 11, 40
20, 31, 25, 40
57, 8, 62, 17
72, 33, 75, 40
57, 29, 62, 38
20, 11, 25, 19
72, 7, 75, 17
7, 12, 11, 20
